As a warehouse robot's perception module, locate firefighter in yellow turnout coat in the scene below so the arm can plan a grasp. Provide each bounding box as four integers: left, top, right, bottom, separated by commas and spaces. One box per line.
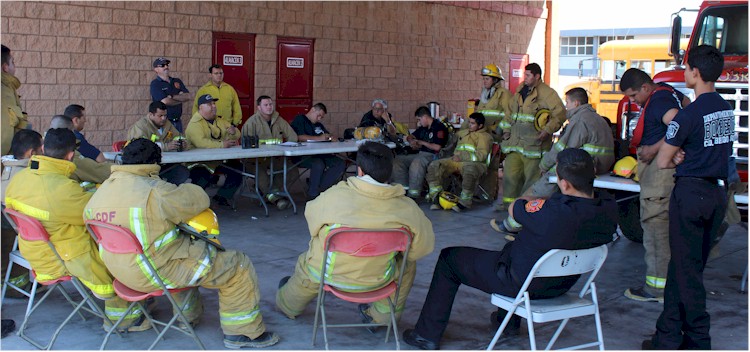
493, 87, 615, 237
500, 63, 566, 210
84, 138, 279, 348
426, 113, 493, 210
276, 142, 435, 324
4, 129, 143, 330
464, 64, 512, 141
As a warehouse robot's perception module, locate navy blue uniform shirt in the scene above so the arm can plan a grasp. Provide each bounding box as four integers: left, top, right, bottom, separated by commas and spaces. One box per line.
509, 191, 617, 288
641, 83, 685, 146
665, 92, 734, 179
150, 76, 189, 122
411, 120, 448, 153
73, 130, 101, 161
291, 114, 329, 139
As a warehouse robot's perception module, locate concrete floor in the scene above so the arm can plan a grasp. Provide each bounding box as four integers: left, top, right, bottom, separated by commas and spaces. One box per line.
1, 181, 747, 350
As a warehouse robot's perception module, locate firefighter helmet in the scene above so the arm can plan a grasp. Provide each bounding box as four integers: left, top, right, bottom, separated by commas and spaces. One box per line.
185, 209, 221, 245
353, 126, 382, 140
534, 109, 550, 132
481, 64, 504, 80
438, 191, 460, 210
613, 156, 638, 181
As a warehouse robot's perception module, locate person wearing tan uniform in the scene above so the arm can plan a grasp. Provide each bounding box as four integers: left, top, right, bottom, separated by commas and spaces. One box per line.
426, 113, 493, 211
241, 95, 298, 210
185, 94, 243, 207
85, 138, 279, 349
127, 101, 190, 185
276, 141, 435, 325
620, 68, 688, 303
463, 64, 512, 139
500, 63, 566, 211
492, 87, 615, 240
5, 128, 147, 332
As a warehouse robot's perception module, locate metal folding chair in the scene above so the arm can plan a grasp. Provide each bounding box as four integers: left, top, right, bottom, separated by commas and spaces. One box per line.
487, 245, 609, 351
85, 220, 205, 350
312, 227, 412, 350
2, 208, 110, 350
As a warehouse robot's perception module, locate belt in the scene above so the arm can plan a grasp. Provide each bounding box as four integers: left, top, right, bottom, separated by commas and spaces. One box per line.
676, 176, 726, 186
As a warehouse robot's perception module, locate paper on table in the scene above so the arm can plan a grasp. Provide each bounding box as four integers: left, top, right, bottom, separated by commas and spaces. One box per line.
279, 141, 305, 147
306, 138, 332, 143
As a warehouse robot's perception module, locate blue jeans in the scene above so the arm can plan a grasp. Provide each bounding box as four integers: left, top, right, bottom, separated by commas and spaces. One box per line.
298, 155, 346, 198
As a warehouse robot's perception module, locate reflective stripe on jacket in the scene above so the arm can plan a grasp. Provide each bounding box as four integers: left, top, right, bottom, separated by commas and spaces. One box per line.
303, 177, 435, 291
503, 81, 566, 158
84, 164, 213, 291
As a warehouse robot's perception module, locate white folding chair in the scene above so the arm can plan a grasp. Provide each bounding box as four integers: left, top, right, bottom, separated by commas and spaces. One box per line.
487, 245, 608, 351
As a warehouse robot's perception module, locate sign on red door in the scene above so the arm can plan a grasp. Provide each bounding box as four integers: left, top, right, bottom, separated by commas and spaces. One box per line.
276, 37, 314, 122
212, 32, 255, 127
508, 54, 529, 95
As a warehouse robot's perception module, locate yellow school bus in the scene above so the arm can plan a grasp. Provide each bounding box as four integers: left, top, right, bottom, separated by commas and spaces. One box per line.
564, 39, 688, 123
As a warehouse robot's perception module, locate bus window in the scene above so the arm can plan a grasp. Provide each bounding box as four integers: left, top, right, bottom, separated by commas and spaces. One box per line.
631, 60, 653, 75
654, 60, 671, 74
600, 60, 627, 81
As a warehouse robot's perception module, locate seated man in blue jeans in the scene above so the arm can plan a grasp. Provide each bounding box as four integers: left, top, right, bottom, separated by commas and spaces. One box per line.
402, 148, 617, 350
290, 103, 346, 199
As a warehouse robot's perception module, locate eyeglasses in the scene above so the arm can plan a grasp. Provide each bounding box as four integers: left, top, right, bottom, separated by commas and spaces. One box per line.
157, 64, 169, 68
373, 108, 385, 112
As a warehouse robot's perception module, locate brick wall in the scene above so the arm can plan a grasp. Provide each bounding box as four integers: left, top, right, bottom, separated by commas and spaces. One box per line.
1, 1, 546, 151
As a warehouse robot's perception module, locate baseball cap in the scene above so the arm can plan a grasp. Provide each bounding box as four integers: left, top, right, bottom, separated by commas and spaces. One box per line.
197, 94, 219, 106
153, 57, 171, 67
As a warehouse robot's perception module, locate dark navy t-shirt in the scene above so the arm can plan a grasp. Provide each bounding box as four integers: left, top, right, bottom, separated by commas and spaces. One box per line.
150, 76, 189, 122
665, 92, 734, 179
73, 130, 101, 161
509, 192, 617, 288
291, 114, 329, 139
411, 120, 448, 153
641, 83, 685, 146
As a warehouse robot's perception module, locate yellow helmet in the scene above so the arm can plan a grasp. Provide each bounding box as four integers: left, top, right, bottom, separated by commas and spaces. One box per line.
186, 209, 221, 244
481, 64, 504, 80
613, 156, 638, 181
534, 109, 550, 132
353, 126, 382, 140
438, 191, 460, 210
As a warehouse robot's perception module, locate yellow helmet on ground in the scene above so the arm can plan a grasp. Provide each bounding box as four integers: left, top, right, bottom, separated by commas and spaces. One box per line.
613, 156, 638, 181
534, 109, 550, 132
438, 191, 460, 210
185, 209, 221, 244
353, 126, 382, 140
481, 64, 504, 80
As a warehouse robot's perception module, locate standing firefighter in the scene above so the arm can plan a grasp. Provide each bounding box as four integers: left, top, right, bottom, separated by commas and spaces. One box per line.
492, 87, 615, 239
620, 68, 689, 303
464, 64, 512, 138
646, 45, 734, 350
499, 63, 566, 211
85, 139, 280, 349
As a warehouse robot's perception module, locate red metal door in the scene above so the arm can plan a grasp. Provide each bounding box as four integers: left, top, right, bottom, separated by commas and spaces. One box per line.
212, 32, 255, 127
508, 54, 529, 94
276, 37, 314, 122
